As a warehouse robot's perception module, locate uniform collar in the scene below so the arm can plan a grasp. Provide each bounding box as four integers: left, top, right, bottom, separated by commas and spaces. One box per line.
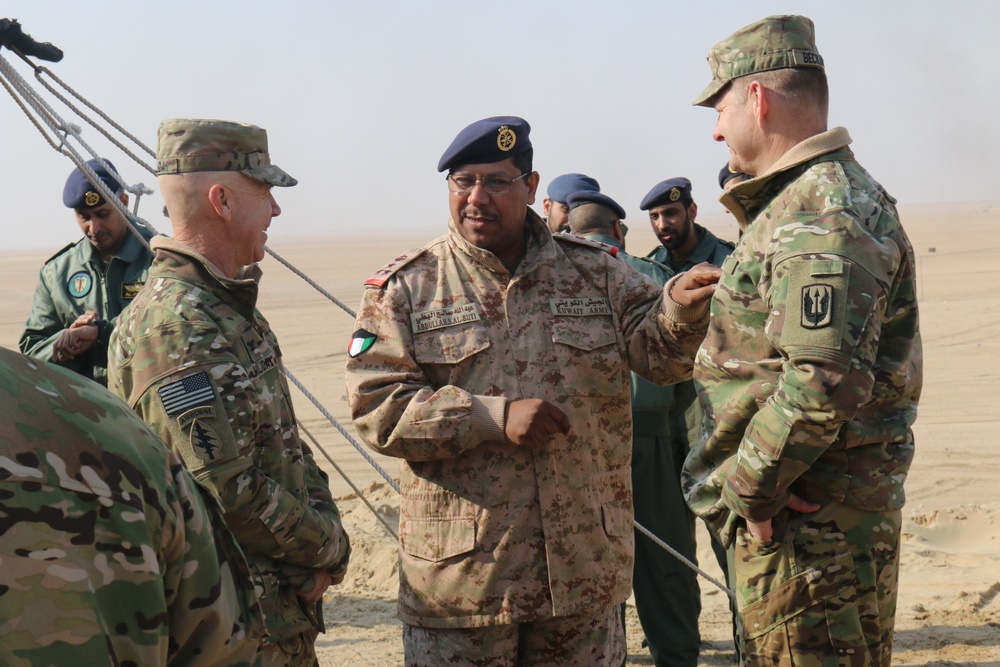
150, 236, 262, 318
581, 232, 624, 251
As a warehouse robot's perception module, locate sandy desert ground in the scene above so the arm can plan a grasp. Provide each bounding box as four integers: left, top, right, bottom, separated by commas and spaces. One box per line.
2, 201, 998, 666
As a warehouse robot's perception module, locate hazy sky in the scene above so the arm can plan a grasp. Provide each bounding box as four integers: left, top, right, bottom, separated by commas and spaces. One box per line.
2, 0, 997, 253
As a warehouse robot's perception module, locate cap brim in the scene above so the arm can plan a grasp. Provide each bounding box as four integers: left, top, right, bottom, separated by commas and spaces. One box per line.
246, 164, 297, 187
692, 79, 726, 107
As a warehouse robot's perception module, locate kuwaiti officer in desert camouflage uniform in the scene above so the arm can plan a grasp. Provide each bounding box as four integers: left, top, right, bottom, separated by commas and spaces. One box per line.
682, 15, 922, 665
19, 159, 154, 386
345, 116, 721, 667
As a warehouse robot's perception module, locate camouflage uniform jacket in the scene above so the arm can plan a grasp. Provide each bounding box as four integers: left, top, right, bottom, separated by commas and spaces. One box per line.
646, 223, 736, 274
19, 223, 155, 385
0, 347, 263, 666
108, 237, 350, 641
682, 127, 923, 546
345, 211, 708, 628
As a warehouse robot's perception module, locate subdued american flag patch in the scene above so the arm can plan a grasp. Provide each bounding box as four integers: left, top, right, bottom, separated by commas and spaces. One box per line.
158, 371, 216, 416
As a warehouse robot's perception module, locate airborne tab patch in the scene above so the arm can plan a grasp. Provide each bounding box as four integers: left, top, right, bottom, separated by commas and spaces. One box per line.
801, 284, 833, 329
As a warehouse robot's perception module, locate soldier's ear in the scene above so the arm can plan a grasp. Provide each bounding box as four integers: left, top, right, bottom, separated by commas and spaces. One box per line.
207, 183, 233, 221
526, 171, 540, 206
688, 201, 698, 221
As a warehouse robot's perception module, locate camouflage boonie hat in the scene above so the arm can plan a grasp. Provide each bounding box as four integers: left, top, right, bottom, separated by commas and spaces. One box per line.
156, 118, 297, 186
693, 14, 824, 107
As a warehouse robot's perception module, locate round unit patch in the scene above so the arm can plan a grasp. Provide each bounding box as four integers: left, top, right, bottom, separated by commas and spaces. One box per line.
68, 271, 93, 298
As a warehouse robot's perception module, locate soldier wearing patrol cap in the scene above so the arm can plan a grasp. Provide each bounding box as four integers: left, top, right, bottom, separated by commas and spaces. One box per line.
345, 116, 722, 666
108, 118, 351, 667
542, 172, 600, 233
19, 158, 154, 386
682, 15, 922, 666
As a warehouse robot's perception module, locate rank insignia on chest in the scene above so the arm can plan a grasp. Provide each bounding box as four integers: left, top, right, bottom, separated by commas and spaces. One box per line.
801, 284, 833, 329
68, 270, 93, 298
349, 329, 377, 358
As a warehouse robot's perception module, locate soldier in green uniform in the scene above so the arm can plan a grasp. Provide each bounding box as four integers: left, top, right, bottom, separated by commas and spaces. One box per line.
0, 345, 263, 666
108, 119, 351, 667
565, 191, 701, 667
682, 15, 922, 666
19, 159, 154, 386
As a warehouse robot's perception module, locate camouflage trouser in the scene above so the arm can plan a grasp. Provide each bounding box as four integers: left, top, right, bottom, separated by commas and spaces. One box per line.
260, 629, 319, 667
732, 500, 901, 667
403, 604, 625, 667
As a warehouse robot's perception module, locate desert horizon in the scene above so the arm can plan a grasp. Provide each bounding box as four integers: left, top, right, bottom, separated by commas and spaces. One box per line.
2, 200, 998, 665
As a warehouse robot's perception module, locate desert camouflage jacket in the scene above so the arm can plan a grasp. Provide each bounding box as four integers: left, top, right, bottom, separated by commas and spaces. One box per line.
0, 347, 262, 666
345, 211, 708, 628
682, 127, 923, 546
108, 237, 350, 641
19, 224, 155, 385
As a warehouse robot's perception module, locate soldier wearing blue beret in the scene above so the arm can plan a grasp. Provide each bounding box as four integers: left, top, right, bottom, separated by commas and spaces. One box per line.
19, 159, 154, 386
543, 173, 600, 233
347, 116, 722, 666
642, 177, 735, 274
718, 162, 749, 191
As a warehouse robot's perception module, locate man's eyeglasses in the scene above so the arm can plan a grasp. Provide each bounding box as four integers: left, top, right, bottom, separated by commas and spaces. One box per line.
447, 172, 529, 195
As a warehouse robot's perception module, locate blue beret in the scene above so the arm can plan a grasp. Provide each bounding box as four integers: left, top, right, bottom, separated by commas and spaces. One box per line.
718, 162, 748, 189
546, 173, 599, 202
437, 116, 531, 172
63, 158, 122, 209
566, 190, 626, 220
639, 177, 693, 211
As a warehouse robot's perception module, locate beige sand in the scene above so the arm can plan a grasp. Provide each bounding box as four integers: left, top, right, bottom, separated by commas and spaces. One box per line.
3, 202, 997, 665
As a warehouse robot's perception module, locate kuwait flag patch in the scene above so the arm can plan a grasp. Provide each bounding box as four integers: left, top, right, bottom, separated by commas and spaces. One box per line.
349, 329, 377, 358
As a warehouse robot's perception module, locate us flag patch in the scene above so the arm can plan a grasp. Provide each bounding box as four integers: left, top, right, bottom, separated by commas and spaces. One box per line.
158, 372, 216, 416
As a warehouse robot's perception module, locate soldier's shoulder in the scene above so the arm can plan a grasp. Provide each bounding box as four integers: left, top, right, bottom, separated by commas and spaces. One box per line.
553, 233, 619, 257
43, 240, 83, 266
363, 238, 444, 289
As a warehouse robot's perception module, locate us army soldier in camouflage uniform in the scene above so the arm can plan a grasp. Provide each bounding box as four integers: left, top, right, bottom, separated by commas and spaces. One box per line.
109, 119, 351, 667
19, 158, 154, 386
345, 116, 721, 667
682, 16, 922, 666
565, 191, 701, 667
0, 346, 263, 666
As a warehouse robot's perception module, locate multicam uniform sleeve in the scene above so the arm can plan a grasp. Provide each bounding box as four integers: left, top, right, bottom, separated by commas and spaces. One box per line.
613, 260, 712, 386
345, 281, 508, 462
720, 232, 898, 521
126, 320, 349, 573
163, 449, 264, 666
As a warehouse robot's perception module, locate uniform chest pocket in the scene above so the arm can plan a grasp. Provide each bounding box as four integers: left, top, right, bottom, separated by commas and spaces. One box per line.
413, 324, 492, 389
551, 317, 623, 397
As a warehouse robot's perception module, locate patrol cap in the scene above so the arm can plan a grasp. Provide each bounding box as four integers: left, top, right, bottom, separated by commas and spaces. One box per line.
718, 163, 748, 189
640, 177, 693, 211
693, 14, 824, 107
63, 158, 122, 209
155, 118, 297, 186
438, 116, 531, 172
566, 190, 626, 220
547, 173, 600, 203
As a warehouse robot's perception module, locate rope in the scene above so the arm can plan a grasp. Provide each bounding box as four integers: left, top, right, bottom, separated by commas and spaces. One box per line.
633, 520, 735, 599
264, 247, 357, 319
298, 422, 398, 540
282, 366, 400, 494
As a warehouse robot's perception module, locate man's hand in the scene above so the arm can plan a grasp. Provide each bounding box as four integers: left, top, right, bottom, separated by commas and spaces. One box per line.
746, 493, 821, 542
504, 399, 570, 447
70, 311, 99, 329
296, 571, 335, 603
53, 324, 99, 362
669, 262, 722, 308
